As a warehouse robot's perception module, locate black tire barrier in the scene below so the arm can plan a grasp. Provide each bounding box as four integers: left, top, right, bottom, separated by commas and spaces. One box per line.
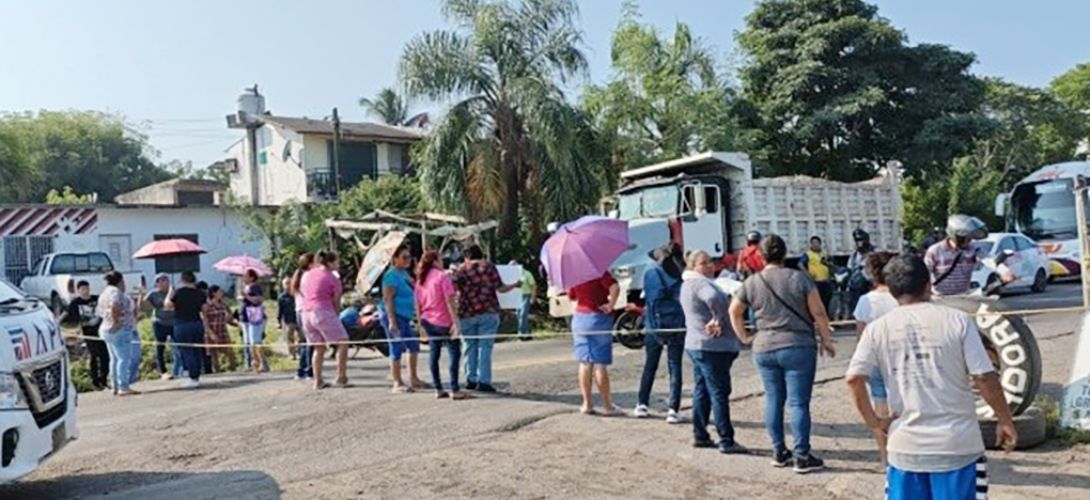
979, 406, 1048, 450
935, 296, 1043, 417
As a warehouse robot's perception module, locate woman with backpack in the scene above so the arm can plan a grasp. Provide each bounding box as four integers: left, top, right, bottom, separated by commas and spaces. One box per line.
633, 243, 686, 424
239, 269, 268, 373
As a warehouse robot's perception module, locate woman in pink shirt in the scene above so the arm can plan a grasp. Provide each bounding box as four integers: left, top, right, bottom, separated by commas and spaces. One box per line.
414, 251, 465, 400
299, 251, 349, 389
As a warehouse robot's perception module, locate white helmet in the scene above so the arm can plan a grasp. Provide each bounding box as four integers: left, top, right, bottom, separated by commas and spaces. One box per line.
945, 214, 988, 241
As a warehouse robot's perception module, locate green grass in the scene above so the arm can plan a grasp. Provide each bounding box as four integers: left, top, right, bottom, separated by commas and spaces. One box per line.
1036, 395, 1090, 446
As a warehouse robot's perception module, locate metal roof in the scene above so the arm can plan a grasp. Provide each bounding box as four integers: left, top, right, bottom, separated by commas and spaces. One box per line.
260, 115, 425, 142
620, 152, 751, 181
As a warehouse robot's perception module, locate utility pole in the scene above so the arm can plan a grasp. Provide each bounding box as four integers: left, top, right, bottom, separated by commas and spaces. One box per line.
1074, 175, 1090, 308
332, 107, 343, 196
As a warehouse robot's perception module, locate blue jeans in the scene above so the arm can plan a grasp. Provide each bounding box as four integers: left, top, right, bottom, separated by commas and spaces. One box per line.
517, 295, 532, 336
461, 313, 500, 384
102, 328, 138, 391
296, 345, 313, 378
753, 345, 818, 458
152, 322, 182, 376
688, 349, 739, 445
128, 336, 142, 385
638, 331, 684, 410
173, 321, 205, 382
422, 320, 461, 392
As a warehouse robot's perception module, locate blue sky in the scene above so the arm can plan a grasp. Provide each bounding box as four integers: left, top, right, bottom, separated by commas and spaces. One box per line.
1, 0, 1087, 169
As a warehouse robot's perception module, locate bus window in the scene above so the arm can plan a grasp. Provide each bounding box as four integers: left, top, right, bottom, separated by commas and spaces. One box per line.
1011, 178, 1077, 240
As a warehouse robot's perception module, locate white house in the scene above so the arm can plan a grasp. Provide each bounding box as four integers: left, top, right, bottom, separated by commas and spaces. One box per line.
0, 180, 269, 290
224, 88, 425, 206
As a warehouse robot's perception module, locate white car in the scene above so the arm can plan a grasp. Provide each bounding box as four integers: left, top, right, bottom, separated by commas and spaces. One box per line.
970, 233, 1050, 294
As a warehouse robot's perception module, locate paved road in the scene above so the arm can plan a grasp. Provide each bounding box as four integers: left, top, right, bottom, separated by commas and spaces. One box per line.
5, 284, 1088, 499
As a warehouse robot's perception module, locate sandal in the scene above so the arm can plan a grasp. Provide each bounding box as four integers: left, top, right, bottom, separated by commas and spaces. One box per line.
451, 392, 469, 400
334, 378, 350, 388
391, 385, 414, 394
580, 406, 597, 416
599, 406, 626, 418
313, 382, 331, 391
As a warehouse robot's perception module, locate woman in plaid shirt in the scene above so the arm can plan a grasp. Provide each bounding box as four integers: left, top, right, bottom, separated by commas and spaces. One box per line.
203, 285, 239, 372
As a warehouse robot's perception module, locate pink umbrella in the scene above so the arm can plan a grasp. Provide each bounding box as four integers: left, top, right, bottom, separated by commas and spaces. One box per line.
132, 238, 206, 259
214, 255, 273, 277
541, 216, 629, 289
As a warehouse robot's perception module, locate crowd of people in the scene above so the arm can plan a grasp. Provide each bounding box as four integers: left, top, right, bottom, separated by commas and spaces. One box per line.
61, 213, 1019, 498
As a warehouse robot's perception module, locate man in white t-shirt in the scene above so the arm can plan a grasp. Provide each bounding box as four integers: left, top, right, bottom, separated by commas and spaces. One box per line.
846, 254, 1016, 500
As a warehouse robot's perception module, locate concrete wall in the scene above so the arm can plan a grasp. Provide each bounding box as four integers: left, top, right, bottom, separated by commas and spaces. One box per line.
226, 125, 307, 206
86, 206, 268, 289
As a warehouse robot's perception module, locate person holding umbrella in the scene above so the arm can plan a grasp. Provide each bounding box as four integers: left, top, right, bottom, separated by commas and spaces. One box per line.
542, 216, 630, 416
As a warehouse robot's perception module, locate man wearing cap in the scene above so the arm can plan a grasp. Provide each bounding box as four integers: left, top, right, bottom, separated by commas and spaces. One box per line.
144, 274, 181, 379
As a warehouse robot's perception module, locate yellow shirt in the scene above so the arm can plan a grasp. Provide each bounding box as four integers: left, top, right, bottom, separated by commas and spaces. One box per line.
805, 250, 831, 282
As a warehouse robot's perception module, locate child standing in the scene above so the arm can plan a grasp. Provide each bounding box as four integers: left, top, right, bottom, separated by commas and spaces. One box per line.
203, 285, 239, 373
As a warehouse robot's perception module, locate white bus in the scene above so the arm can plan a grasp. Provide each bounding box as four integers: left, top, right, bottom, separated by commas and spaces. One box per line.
998, 161, 1090, 278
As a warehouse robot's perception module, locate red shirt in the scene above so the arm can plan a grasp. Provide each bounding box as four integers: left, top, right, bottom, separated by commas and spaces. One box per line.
568, 274, 617, 314
739, 245, 766, 274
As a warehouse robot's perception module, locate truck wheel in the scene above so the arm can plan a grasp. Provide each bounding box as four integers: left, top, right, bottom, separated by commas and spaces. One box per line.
614, 311, 645, 350
1031, 269, 1048, 293
935, 297, 1042, 417
979, 406, 1048, 450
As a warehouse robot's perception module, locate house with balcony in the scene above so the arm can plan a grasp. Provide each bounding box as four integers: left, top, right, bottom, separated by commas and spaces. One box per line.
224, 94, 425, 206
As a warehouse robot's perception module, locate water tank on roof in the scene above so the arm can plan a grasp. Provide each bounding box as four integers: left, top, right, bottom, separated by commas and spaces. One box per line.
237, 84, 265, 122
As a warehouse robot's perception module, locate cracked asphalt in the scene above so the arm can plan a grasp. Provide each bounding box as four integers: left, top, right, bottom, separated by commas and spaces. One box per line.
4, 284, 1089, 499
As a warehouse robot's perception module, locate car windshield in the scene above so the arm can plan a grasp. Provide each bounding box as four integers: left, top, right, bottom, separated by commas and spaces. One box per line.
617, 185, 679, 220
0, 279, 24, 303
1011, 179, 1079, 240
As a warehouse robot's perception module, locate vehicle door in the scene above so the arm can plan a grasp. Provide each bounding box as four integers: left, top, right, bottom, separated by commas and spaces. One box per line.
680, 183, 726, 258
994, 236, 1024, 285
1013, 235, 1043, 283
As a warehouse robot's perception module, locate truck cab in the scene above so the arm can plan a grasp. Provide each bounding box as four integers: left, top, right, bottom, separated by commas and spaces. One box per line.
20, 252, 143, 315
0, 278, 78, 483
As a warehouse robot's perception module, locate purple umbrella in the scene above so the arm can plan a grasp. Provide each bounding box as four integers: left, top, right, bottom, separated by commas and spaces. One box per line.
541, 216, 629, 289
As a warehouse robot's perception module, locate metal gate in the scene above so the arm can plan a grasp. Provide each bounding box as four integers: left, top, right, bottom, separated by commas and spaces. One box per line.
2, 236, 54, 285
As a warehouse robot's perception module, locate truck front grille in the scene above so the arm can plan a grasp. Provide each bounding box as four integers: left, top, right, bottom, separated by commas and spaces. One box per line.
17, 357, 67, 428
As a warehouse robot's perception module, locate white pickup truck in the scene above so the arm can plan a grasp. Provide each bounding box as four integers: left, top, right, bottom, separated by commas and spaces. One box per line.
19, 252, 143, 315
0, 278, 78, 482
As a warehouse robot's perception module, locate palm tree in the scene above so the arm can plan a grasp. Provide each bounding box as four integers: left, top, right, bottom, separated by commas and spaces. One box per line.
359, 87, 410, 125
400, 0, 604, 241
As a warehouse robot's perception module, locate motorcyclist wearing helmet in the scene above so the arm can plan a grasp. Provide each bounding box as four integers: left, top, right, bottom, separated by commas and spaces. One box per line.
737, 230, 766, 277
847, 229, 876, 314
924, 214, 988, 296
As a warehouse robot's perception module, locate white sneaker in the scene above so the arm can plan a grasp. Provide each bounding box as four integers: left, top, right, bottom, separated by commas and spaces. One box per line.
666, 409, 682, 424
160, 373, 174, 381
633, 404, 650, 419
179, 379, 200, 389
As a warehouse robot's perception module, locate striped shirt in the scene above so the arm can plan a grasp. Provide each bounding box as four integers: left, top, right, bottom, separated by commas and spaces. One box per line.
924, 241, 982, 296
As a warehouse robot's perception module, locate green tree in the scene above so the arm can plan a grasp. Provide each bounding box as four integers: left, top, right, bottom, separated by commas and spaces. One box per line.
400, 0, 604, 243
0, 111, 171, 202
737, 0, 991, 180
1051, 62, 1090, 113
242, 176, 426, 279
0, 127, 37, 202
971, 78, 1087, 183
359, 87, 413, 125
584, 2, 741, 184
902, 157, 1003, 246
45, 186, 95, 205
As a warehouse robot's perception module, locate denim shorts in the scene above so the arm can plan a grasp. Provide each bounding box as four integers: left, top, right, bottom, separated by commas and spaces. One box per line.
380, 314, 420, 361
869, 369, 887, 402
